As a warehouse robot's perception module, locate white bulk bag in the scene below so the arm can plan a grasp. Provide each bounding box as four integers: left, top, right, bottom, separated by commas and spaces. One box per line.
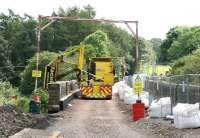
124, 93, 137, 104
149, 97, 171, 118
140, 92, 149, 108
174, 112, 200, 129
112, 83, 119, 94
173, 103, 200, 129
117, 81, 126, 100
173, 103, 199, 117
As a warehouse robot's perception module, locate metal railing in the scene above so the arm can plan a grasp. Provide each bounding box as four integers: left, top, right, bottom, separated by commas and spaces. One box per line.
144, 74, 200, 107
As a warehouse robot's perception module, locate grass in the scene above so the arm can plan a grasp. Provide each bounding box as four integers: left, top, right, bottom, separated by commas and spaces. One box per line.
141, 65, 171, 75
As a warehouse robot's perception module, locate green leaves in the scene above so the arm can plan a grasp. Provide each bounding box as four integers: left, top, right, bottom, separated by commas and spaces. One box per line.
171, 48, 200, 74
160, 26, 200, 63
82, 30, 110, 58
0, 81, 19, 104
20, 51, 58, 95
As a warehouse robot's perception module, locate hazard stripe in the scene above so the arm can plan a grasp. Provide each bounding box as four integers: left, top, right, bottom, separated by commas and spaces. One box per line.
81, 87, 93, 95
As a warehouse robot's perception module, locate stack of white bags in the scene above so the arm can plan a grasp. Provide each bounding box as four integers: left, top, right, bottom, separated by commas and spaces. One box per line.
112, 81, 127, 100
112, 81, 149, 108
124, 90, 149, 107
149, 97, 171, 118
173, 103, 200, 129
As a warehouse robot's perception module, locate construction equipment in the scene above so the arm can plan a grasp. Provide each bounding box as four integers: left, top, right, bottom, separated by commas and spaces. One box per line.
44, 45, 125, 99
80, 57, 114, 99
37, 16, 138, 93
44, 45, 84, 89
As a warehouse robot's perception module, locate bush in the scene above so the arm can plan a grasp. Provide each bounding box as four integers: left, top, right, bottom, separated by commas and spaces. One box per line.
0, 81, 19, 105
35, 88, 48, 104
17, 96, 30, 113
20, 51, 58, 95
171, 48, 200, 74
35, 88, 49, 113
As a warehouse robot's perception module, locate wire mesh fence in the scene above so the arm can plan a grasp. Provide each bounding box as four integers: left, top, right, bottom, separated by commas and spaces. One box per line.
144, 74, 200, 108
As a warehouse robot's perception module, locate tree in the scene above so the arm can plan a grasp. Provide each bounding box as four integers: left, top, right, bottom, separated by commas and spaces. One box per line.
0, 36, 15, 81
0, 6, 146, 89
171, 48, 200, 74
160, 26, 200, 63
0, 10, 37, 85
20, 51, 58, 95
160, 27, 180, 63
150, 38, 162, 63
168, 26, 200, 61
81, 30, 110, 57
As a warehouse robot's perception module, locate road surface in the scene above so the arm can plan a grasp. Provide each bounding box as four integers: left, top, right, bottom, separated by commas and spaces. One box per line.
45, 99, 154, 138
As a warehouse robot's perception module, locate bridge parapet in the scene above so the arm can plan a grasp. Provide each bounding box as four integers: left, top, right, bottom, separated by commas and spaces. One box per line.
48, 80, 79, 113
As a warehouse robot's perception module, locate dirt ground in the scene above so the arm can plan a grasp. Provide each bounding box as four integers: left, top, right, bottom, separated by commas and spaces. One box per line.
115, 95, 200, 138
42, 97, 158, 138
0, 105, 45, 138
8, 95, 200, 138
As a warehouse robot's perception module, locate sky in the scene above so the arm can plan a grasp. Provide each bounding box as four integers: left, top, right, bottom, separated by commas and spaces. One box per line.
1, 0, 200, 39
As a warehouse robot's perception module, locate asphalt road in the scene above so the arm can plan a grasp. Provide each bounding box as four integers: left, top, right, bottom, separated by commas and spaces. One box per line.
45, 99, 153, 138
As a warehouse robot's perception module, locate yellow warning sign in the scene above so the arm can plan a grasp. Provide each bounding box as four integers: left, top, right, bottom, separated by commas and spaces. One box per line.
134, 82, 143, 94
133, 75, 143, 94
32, 70, 42, 78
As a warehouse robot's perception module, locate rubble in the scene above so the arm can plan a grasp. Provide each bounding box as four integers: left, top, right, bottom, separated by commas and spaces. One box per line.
0, 104, 45, 138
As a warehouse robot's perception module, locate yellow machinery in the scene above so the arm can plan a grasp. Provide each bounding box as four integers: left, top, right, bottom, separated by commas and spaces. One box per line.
80, 57, 114, 99
44, 45, 118, 99
44, 45, 84, 89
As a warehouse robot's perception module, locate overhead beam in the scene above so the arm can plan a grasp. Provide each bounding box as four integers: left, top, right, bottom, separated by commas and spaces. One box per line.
34, 15, 139, 91
39, 15, 138, 24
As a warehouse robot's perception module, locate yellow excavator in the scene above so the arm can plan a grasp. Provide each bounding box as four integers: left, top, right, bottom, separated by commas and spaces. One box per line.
44, 45, 124, 99
43, 45, 85, 89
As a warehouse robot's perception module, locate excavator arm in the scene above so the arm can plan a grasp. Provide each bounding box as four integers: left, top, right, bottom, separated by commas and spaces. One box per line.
43, 45, 85, 89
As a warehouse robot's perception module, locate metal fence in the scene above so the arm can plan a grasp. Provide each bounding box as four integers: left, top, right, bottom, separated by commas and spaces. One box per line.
144, 74, 200, 107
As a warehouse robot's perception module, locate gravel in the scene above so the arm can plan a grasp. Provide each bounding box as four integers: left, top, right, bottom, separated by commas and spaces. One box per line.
44, 98, 155, 138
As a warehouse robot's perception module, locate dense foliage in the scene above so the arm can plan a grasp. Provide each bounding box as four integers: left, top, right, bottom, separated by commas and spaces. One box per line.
82, 30, 110, 57
171, 48, 200, 74
0, 6, 143, 88
150, 38, 162, 63
20, 51, 58, 95
0, 81, 18, 104
160, 26, 200, 63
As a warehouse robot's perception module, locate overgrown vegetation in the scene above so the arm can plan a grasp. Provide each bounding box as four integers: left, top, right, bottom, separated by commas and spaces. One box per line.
35, 88, 49, 113
0, 81, 30, 112
171, 49, 200, 74
0, 81, 18, 105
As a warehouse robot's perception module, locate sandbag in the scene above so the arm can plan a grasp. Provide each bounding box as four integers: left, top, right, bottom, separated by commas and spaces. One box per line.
149, 97, 171, 118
